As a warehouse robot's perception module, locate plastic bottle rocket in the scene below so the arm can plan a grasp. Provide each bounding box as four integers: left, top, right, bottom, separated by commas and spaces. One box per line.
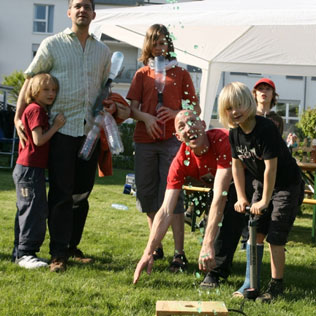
154, 55, 166, 139
108, 51, 124, 82
93, 51, 124, 117
102, 111, 124, 155
79, 51, 125, 160
78, 114, 103, 160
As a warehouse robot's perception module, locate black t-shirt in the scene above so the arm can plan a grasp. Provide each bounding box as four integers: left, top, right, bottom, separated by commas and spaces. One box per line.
229, 115, 301, 188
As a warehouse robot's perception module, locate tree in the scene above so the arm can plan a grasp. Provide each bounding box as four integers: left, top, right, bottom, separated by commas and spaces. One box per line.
1, 70, 25, 103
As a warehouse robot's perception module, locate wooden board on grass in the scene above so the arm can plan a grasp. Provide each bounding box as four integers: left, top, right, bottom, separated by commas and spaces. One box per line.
156, 300, 228, 315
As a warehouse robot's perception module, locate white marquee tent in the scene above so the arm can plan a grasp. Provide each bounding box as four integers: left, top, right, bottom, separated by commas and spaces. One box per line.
91, 0, 316, 124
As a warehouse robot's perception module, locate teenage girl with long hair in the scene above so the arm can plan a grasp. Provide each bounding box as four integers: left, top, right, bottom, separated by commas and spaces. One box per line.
127, 24, 200, 271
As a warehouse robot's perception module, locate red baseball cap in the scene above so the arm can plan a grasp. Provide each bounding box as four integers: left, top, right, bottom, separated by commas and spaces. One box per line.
254, 78, 275, 90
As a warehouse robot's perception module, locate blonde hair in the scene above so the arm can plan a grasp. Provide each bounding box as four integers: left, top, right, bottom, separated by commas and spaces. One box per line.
218, 82, 257, 128
25, 73, 59, 105
139, 24, 175, 65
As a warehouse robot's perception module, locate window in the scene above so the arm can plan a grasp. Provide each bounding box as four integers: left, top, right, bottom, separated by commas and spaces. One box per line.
285, 75, 303, 80
32, 44, 40, 57
275, 100, 301, 124
229, 72, 261, 77
33, 4, 54, 33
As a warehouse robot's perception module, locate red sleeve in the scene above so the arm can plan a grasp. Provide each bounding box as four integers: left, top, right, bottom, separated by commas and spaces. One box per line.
126, 69, 144, 102
212, 129, 232, 169
25, 105, 46, 131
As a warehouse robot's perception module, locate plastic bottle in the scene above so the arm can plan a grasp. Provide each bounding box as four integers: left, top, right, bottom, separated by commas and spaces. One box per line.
154, 55, 166, 93
154, 56, 166, 139
109, 51, 124, 81
93, 51, 125, 117
78, 114, 103, 160
111, 203, 129, 211
102, 111, 124, 155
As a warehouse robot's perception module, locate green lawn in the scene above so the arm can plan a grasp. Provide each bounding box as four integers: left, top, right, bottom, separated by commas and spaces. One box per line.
0, 168, 316, 315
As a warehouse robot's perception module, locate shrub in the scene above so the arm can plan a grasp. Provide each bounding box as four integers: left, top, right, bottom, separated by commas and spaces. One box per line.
296, 108, 316, 139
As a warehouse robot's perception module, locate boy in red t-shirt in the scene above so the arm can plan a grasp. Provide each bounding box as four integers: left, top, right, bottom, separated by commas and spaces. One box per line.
12, 73, 65, 269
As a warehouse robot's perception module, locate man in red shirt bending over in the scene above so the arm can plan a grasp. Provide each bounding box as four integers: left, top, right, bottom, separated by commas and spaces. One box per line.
134, 110, 247, 287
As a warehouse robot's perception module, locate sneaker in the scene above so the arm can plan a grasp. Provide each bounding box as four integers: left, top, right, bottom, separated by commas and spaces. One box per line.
16, 255, 48, 269
50, 257, 67, 272
256, 280, 283, 303
200, 272, 220, 289
68, 247, 93, 264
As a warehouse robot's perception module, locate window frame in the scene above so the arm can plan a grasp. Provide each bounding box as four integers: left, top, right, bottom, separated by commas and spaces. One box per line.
274, 100, 302, 124
33, 4, 54, 34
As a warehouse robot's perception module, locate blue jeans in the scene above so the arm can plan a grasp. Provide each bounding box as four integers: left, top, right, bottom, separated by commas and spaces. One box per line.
12, 164, 47, 258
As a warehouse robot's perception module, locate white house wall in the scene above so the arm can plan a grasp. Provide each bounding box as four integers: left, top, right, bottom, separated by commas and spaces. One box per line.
0, 0, 70, 81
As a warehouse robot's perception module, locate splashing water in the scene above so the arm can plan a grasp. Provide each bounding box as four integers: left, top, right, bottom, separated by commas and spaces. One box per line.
169, 51, 177, 58
169, 33, 177, 40
184, 160, 190, 166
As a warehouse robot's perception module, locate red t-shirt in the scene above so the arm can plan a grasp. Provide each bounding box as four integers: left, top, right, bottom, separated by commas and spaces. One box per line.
167, 129, 232, 189
16, 103, 50, 168
127, 65, 197, 143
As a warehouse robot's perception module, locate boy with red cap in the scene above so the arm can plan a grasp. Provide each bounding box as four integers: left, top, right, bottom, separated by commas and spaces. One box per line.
252, 78, 284, 134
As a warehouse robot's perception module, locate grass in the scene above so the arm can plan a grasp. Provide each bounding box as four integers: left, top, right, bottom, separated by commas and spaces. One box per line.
0, 168, 316, 315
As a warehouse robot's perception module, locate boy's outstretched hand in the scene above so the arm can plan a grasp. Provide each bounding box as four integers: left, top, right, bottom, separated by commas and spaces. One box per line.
133, 253, 154, 284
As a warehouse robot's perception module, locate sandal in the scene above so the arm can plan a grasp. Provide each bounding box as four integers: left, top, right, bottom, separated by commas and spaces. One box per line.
153, 247, 164, 261
169, 253, 188, 273
200, 272, 220, 288
232, 291, 244, 298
